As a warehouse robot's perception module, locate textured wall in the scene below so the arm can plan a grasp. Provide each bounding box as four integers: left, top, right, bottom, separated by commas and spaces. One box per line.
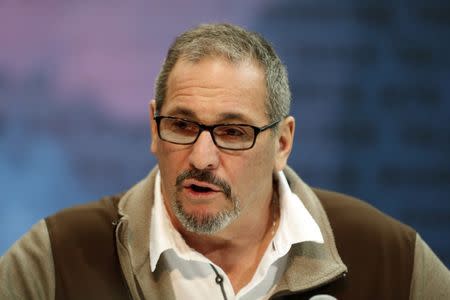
254, 0, 450, 265
1, 0, 449, 267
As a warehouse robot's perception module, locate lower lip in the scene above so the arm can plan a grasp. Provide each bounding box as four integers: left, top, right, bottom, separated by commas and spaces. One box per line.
183, 187, 221, 199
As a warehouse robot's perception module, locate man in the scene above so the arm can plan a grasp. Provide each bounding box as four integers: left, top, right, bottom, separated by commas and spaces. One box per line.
1, 23, 449, 300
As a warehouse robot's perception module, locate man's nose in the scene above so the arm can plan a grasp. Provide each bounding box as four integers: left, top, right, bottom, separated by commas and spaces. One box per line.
188, 130, 220, 170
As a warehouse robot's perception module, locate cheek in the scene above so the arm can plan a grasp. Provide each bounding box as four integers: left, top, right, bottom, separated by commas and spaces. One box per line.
226, 147, 276, 193
156, 154, 186, 203
250, 140, 277, 172
155, 144, 189, 184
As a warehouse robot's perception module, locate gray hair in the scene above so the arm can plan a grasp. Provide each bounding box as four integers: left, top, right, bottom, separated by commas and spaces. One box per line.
154, 23, 291, 123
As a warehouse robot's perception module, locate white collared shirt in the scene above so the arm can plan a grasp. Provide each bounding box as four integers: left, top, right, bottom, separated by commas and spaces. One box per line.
149, 171, 324, 300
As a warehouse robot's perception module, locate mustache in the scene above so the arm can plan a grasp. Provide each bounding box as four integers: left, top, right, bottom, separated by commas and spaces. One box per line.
176, 169, 232, 199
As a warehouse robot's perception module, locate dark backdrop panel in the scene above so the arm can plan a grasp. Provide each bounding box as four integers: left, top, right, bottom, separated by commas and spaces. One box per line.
255, 0, 450, 266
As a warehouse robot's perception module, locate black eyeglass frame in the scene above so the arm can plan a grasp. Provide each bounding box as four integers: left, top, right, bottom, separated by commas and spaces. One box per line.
153, 115, 281, 150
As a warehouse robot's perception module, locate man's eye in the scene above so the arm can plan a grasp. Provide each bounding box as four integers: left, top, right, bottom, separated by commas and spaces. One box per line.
169, 120, 198, 133
173, 120, 189, 129
216, 126, 249, 138
224, 128, 244, 136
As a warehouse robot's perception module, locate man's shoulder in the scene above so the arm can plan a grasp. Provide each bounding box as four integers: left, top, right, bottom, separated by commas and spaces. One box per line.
50, 193, 123, 216
47, 167, 159, 227
45, 193, 124, 243
312, 187, 416, 239
284, 166, 416, 238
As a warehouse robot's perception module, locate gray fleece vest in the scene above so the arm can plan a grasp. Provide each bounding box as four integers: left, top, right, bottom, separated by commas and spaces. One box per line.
45, 189, 416, 300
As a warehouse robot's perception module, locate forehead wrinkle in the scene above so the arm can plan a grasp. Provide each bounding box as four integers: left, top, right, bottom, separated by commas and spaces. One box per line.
169, 84, 239, 100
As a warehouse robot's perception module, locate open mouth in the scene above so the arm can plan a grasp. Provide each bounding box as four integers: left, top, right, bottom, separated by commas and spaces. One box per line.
190, 184, 214, 193
182, 180, 221, 194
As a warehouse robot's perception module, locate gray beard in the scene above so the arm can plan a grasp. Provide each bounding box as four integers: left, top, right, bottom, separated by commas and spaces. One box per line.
172, 193, 241, 235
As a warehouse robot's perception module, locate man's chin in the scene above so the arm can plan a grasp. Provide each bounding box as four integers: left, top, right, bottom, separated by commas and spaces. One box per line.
180, 209, 220, 226
175, 208, 232, 234
180, 205, 222, 218
176, 194, 230, 215
172, 195, 240, 234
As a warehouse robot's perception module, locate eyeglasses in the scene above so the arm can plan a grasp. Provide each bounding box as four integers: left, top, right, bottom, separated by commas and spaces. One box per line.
154, 115, 280, 150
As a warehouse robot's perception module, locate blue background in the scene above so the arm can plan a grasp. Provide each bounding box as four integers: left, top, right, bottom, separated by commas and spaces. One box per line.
1, 0, 449, 267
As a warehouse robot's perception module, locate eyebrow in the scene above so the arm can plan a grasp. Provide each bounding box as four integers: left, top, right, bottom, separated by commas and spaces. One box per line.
166, 107, 197, 119
165, 107, 253, 124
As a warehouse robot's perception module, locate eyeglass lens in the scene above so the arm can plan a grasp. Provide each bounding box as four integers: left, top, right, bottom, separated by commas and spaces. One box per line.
158, 118, 255, 149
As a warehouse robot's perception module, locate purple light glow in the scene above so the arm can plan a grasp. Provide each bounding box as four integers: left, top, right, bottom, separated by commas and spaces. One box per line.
0, 0, 269, 121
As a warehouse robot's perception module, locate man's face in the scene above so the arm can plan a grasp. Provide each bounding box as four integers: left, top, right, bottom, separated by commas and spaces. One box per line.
150, 57, 292, 235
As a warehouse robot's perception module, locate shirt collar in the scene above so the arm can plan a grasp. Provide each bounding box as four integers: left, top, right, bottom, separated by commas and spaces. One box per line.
149, 171, 172, 271
149, 170, 324, 272
272, 170, 324, 257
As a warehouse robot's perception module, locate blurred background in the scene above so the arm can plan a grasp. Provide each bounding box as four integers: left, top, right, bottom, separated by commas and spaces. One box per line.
1, 0, 449, 267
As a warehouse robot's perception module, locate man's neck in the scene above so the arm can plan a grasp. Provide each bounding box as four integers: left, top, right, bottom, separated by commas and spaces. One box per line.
178, 192, 280, 292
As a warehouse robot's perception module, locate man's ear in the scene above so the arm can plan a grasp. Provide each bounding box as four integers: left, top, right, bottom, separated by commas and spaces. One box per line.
274, 116, 295, 172
149, 100, 158, 154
